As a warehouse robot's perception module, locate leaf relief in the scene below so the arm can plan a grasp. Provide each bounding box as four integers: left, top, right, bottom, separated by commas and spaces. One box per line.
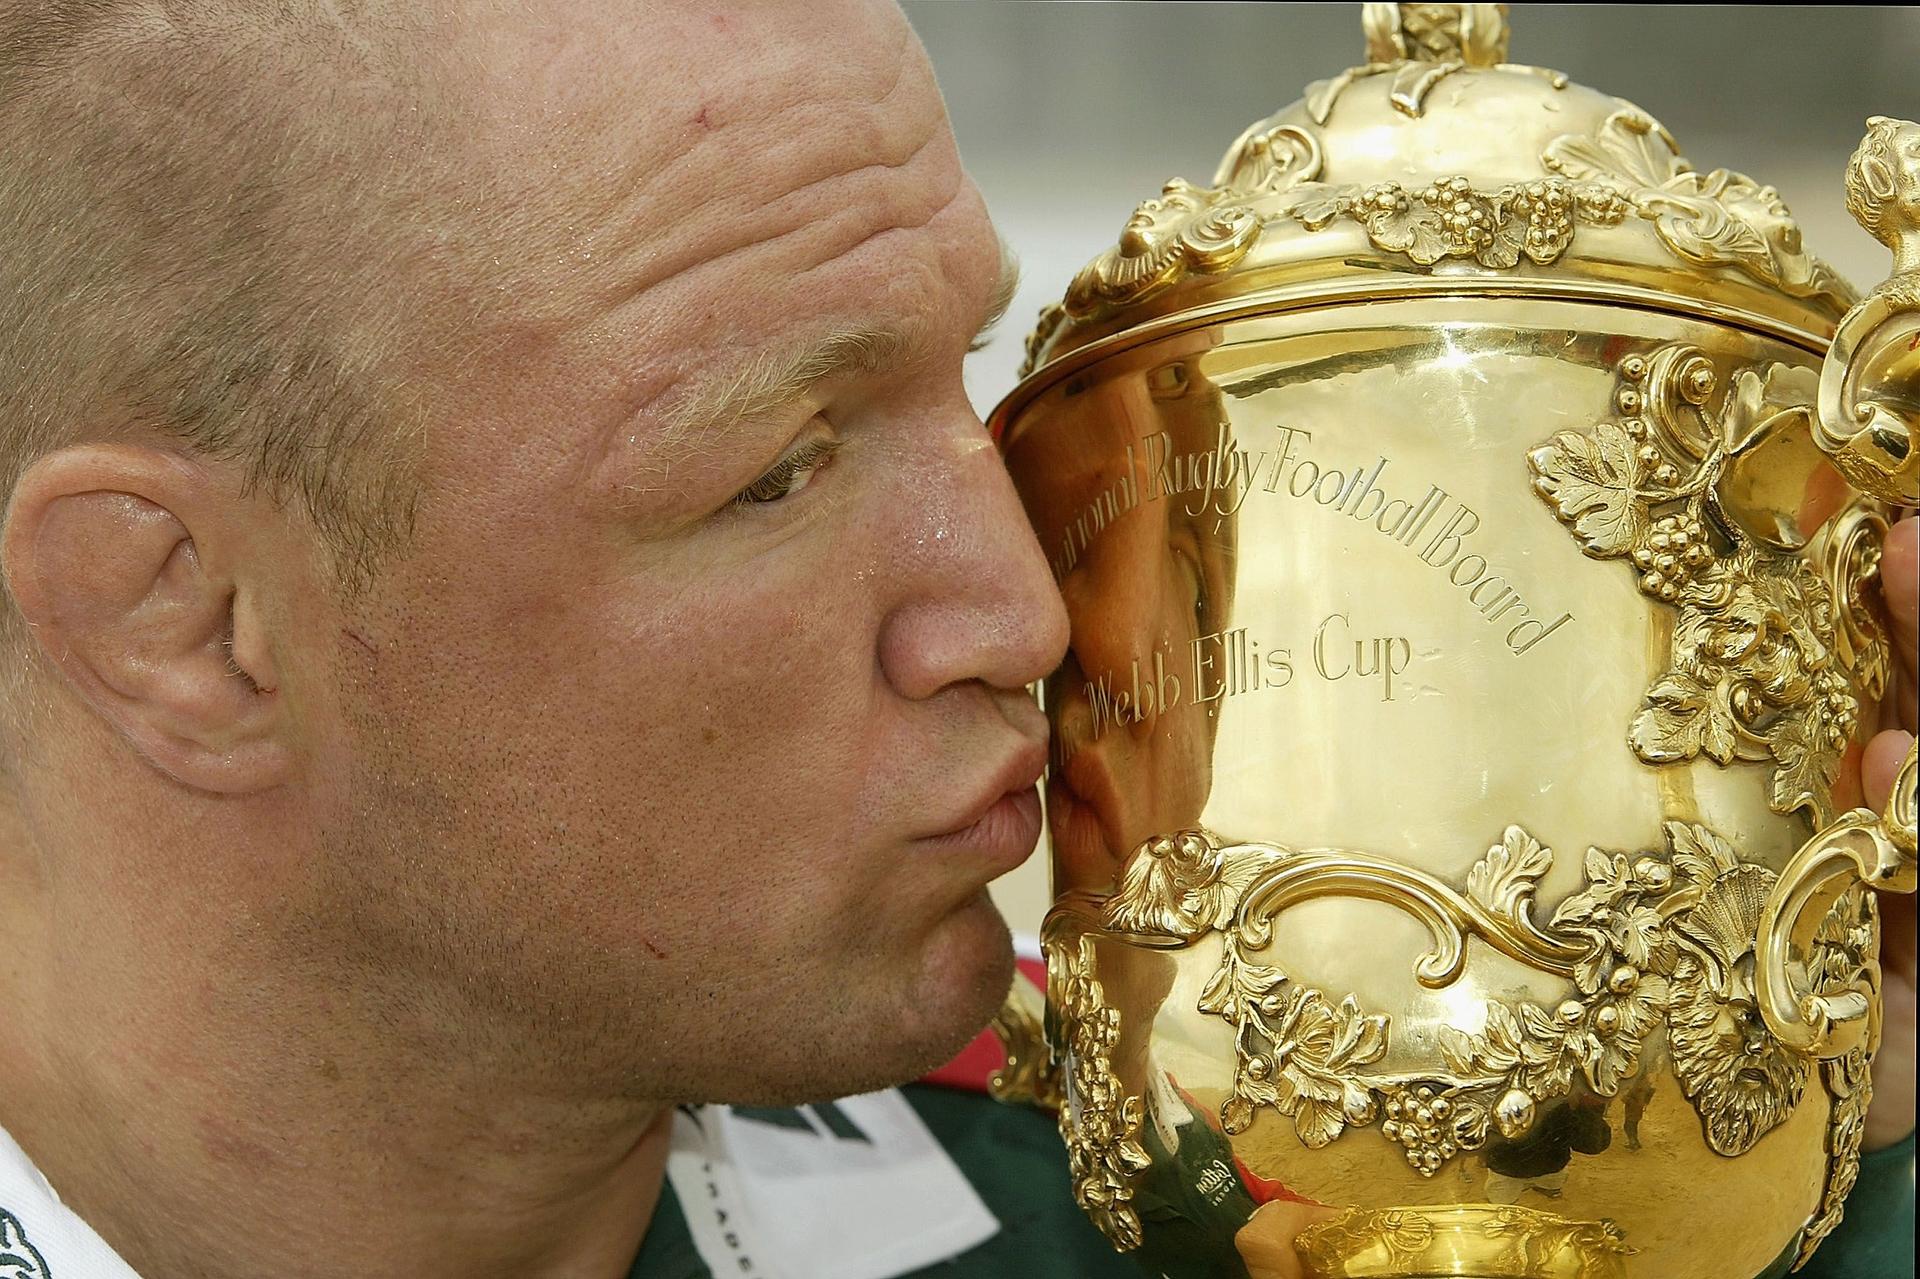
1531, 343, 1882, 825
1529, 421, 1651, 555
1465, 826, 1553, 925
1542, 109, 1850, 304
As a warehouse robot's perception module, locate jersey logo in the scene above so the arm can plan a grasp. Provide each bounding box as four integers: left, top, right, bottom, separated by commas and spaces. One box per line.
0, 1209, 52, 1279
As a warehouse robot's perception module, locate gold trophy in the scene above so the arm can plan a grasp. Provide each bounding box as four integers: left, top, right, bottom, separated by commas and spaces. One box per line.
989, 6, 1919, 1276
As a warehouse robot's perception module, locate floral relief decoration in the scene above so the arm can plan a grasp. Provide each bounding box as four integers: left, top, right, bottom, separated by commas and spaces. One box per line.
1023, 89, 1852, 379
1543, 109, 1851, 306
1061, 125, 1324, 323
1529, 344, 1889, 824
1044, 927, 1153, 1251
1100, 819, 1857, 1177
1795, 885, 1881, 1266
1280, 175, 1630, 270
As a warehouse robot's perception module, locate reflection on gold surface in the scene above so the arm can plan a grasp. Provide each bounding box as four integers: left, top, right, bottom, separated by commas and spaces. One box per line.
1034, 341, 1238, 901
989, 6, 1919, 1276
1235, 1200, 1338, 1279
1089, 818, 1877, 1171
1003, 304, 1902, 1276
1292, 1203, 1631, 1278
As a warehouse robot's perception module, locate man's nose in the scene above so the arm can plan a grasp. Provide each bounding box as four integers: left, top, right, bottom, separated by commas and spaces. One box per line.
875, 420, 1070, 702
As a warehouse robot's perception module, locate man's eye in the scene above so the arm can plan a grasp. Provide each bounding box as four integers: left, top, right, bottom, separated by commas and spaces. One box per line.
730, 436, 842, 508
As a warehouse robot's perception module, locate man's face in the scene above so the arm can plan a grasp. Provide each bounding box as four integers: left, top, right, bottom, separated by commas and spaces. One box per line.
289, 0, 1066, 1105
1009, 351, 1235, 898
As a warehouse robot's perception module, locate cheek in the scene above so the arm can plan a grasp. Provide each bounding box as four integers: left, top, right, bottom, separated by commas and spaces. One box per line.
336, 542, 888, 947
600, 573, 881, 823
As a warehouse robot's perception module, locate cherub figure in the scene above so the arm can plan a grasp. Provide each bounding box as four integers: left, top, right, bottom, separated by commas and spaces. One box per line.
1845, 116, 1920, 277
1815, 116, 1920, 505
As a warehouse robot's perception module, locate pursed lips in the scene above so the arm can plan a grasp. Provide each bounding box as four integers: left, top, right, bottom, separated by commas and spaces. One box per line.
927, 735, 1048, 841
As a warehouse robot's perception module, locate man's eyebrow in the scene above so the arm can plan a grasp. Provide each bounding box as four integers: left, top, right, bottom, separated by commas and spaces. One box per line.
660, 324, 916, 440
652, 243, 1017, 444
969, 243, 1021, 353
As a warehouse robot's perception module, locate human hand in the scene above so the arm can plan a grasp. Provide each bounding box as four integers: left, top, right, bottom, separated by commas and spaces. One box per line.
1863, 512, 1916, 1153
1232, 1201, 1338, 1279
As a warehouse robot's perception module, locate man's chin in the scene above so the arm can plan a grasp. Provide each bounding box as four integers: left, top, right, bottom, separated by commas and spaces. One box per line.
833, 889, 1015, 1092
938, 886, 1018, 1008
650, 893, 1017, 1109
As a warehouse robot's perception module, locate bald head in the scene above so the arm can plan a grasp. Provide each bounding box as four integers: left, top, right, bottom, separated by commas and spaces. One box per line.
0, 1, 491, 595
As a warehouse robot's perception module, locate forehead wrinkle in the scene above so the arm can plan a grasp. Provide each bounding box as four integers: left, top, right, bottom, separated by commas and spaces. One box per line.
571, 43, 944, 316
583, 176, 972, 508
592, 127, 948, 328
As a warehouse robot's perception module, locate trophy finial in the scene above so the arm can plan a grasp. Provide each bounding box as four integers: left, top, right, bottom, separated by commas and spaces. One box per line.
1362, 4, 1510, 67
1844, 116, 1920, 274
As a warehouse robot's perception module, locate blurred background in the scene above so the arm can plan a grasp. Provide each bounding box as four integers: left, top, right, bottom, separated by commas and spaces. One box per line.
895, 2, 1920, 943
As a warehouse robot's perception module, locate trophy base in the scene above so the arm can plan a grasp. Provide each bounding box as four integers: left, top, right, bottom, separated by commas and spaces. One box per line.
1293, 1204, 1632, 1279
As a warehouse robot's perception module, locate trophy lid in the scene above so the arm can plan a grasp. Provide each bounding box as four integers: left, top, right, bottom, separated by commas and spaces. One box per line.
1009, 3, 1857, 398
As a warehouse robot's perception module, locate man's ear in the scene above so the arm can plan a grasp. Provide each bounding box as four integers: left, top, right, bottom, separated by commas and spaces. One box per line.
2, 444, 294, 793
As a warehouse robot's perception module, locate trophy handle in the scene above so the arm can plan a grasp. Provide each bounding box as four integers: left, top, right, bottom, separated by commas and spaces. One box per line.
988, 965, 1063, 1109
1812, 116, 1920, 505
1756, 741, 1918, 1057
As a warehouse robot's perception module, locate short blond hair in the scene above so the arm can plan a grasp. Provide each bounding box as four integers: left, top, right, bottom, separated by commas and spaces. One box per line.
0, 1, 458, 601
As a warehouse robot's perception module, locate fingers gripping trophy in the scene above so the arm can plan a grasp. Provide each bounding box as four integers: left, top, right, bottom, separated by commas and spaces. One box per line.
988, 6, 1920, 1278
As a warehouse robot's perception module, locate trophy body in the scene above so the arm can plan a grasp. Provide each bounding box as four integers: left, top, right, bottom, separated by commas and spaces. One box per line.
992, 10, 1919, 1277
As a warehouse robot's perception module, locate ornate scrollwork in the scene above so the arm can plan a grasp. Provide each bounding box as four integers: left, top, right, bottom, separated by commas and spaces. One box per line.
1819, 505, 1894, 711
1281, 175, 1629, 270
1063, 181, 1265, 319
1104, 820, 1846, 1175
1061, 128, 1323, 324
1030, 107, 1848, 376
1216, 124, 1326, 201
1020, 38, 1859, 392
1363, 3, 1510, 68
1305, 4, 1569, 123
1295, 1203, 1633, 1279
1274, 102, 1846, 298
1799, 1047, 1873, 1267
1043, 927, 1151, 1251
1271, 104, 1841, 289
1794, 886, 1880, 1267
1544, 109, 1850, 306
1022, 102, 1851, 383
1529, 344, 1889, 825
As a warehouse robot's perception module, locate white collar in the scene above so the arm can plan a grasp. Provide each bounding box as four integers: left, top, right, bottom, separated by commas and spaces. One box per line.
0, 1125, 143, 1279
2, 1086, 998, 1279
664, 1090, 997, 1279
